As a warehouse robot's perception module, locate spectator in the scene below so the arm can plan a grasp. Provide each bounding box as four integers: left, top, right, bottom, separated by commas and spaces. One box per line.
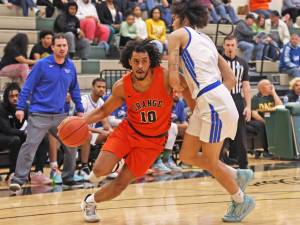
0, 33, 35, 83
119, 13, 138, 47
96, 0, 122, 36
54, 1, 90, 60
211, 0, 239, 24
249, 0, 272, 18
248, 79, 282, 158
222, 35, 251, 169
265, 10, 291, 48
29, 30, 53, 60
76, 78, 112, 180
76, 0, 110, 45
234, 14, 264, 63
7, 0, 41, 17
133, 5, 148, 40
285, 77, 300, 102
0, 83, 51, 185
279, 33, 300, 77
9, 34, 85, 192
152, 91, 187, 173
252, 14, 266, 33
146, 6, 167, 52
282, 0, 300, 23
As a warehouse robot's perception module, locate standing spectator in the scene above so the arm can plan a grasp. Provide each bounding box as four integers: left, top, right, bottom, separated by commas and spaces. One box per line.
54, 1, 90, 60
265, 10, 291, 48
9, 34, 85, 192
76, 0, 110, 45
119, 13, 138, 47
234, 14, 264, 63
133, 5, 148, 40
96, 0, 122, 35
146, 6, 167, 52
249, 79, 282, 158
222, 36, 251, 169
282, 0, 300, 23
249, 0, 272, 18
279, 33, 300, 77
29, 30, 53, 60
285, 77, 300, 102
0, 33, 35, 83
0, 83, 51, 185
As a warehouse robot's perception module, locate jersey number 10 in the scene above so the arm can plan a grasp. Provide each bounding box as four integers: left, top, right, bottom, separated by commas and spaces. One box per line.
141, 111, 157, 123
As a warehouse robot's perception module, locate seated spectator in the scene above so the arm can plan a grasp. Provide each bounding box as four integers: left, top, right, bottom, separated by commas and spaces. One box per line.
146, 6, 167, 52
234, 14, 264, 63
76, 0, 110, 45
211, 0, 239, 24
279, 33, 300, 77
76, 78, 112, 180
7, 0, 41, 16
54, 1, 90, 59
133, 5, 148, 40
252, 14, 266, 33
249, 0, 272, 19
248, 79, 282, 158
265, 10, 291, 49
285, 77, 300, 102
0, 83, 51, 184
0, 33, 35, 83
96, 0, 122, 36
152, 92, 188, 173
29, 30, 53, 60
282, 0, 300, 23
119, 13, 138, 47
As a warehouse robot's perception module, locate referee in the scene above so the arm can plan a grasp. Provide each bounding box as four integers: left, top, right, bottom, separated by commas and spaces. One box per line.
222, 35, 251, 169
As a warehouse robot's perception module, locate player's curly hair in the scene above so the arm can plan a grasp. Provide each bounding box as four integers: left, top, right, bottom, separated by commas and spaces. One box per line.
120, 39, 161, 69
3, 82, 21, 107
171, 0, 208, 29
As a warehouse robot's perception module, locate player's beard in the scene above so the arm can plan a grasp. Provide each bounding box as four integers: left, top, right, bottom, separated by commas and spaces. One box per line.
134, 68, 150, 81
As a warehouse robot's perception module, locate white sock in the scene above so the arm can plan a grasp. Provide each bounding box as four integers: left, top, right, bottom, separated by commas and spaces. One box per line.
225, 165, 237, 179
86, 194, 96, 204
88, 171, 105, 183
50, 161, 58, 170
231, 189, 244, 203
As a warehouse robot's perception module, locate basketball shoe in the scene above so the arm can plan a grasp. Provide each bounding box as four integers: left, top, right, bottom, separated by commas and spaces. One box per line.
81, 194, 100, 223
222, 195, 255, 222
236, 169, 254, 191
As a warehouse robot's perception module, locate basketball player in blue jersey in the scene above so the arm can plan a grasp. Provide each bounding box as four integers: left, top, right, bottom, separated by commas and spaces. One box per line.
168, 0, 255, 222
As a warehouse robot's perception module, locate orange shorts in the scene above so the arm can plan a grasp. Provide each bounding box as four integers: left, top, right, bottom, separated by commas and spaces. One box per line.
102, 120, 167, 177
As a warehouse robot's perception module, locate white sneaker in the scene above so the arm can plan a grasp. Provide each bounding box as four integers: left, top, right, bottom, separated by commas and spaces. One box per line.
165, 157, 182, 172
81, 195, 100, 223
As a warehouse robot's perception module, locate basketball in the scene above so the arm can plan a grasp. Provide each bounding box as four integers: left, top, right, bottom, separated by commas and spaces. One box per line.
58, 116, 89, 147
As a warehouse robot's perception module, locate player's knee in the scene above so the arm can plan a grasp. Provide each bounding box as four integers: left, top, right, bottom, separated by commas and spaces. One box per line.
93, 166, 113, 177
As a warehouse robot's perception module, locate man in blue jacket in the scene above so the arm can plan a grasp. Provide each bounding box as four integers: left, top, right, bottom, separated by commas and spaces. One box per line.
9, 33, 84, 192
279, 33, 300, 77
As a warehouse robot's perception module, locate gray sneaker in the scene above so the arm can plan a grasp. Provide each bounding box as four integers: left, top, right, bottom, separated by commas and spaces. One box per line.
9, 181, 22, 192
81, 194, 100, 223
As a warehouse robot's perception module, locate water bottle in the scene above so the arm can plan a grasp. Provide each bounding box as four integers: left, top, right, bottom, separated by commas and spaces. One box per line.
283, 95, 289, 106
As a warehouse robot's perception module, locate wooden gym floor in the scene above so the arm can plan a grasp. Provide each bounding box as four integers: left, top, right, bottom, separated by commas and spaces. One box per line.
0, 157, 299, 225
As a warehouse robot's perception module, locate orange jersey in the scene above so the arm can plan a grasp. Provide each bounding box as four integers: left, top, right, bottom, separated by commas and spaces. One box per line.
123, 66, 173, 137
250, 0, 271, 12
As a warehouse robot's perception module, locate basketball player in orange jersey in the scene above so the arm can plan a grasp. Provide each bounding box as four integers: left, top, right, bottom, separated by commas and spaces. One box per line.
79, 39, 179, 222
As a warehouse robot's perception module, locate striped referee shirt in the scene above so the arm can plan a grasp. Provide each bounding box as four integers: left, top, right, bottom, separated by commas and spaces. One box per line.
222, 54, 249, 95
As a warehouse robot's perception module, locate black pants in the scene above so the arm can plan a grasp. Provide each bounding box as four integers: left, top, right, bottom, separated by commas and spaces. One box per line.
246, 119, 268, 151
225, 94, 248, 169
282, 8, 300, 23
0, 133, 48, 174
